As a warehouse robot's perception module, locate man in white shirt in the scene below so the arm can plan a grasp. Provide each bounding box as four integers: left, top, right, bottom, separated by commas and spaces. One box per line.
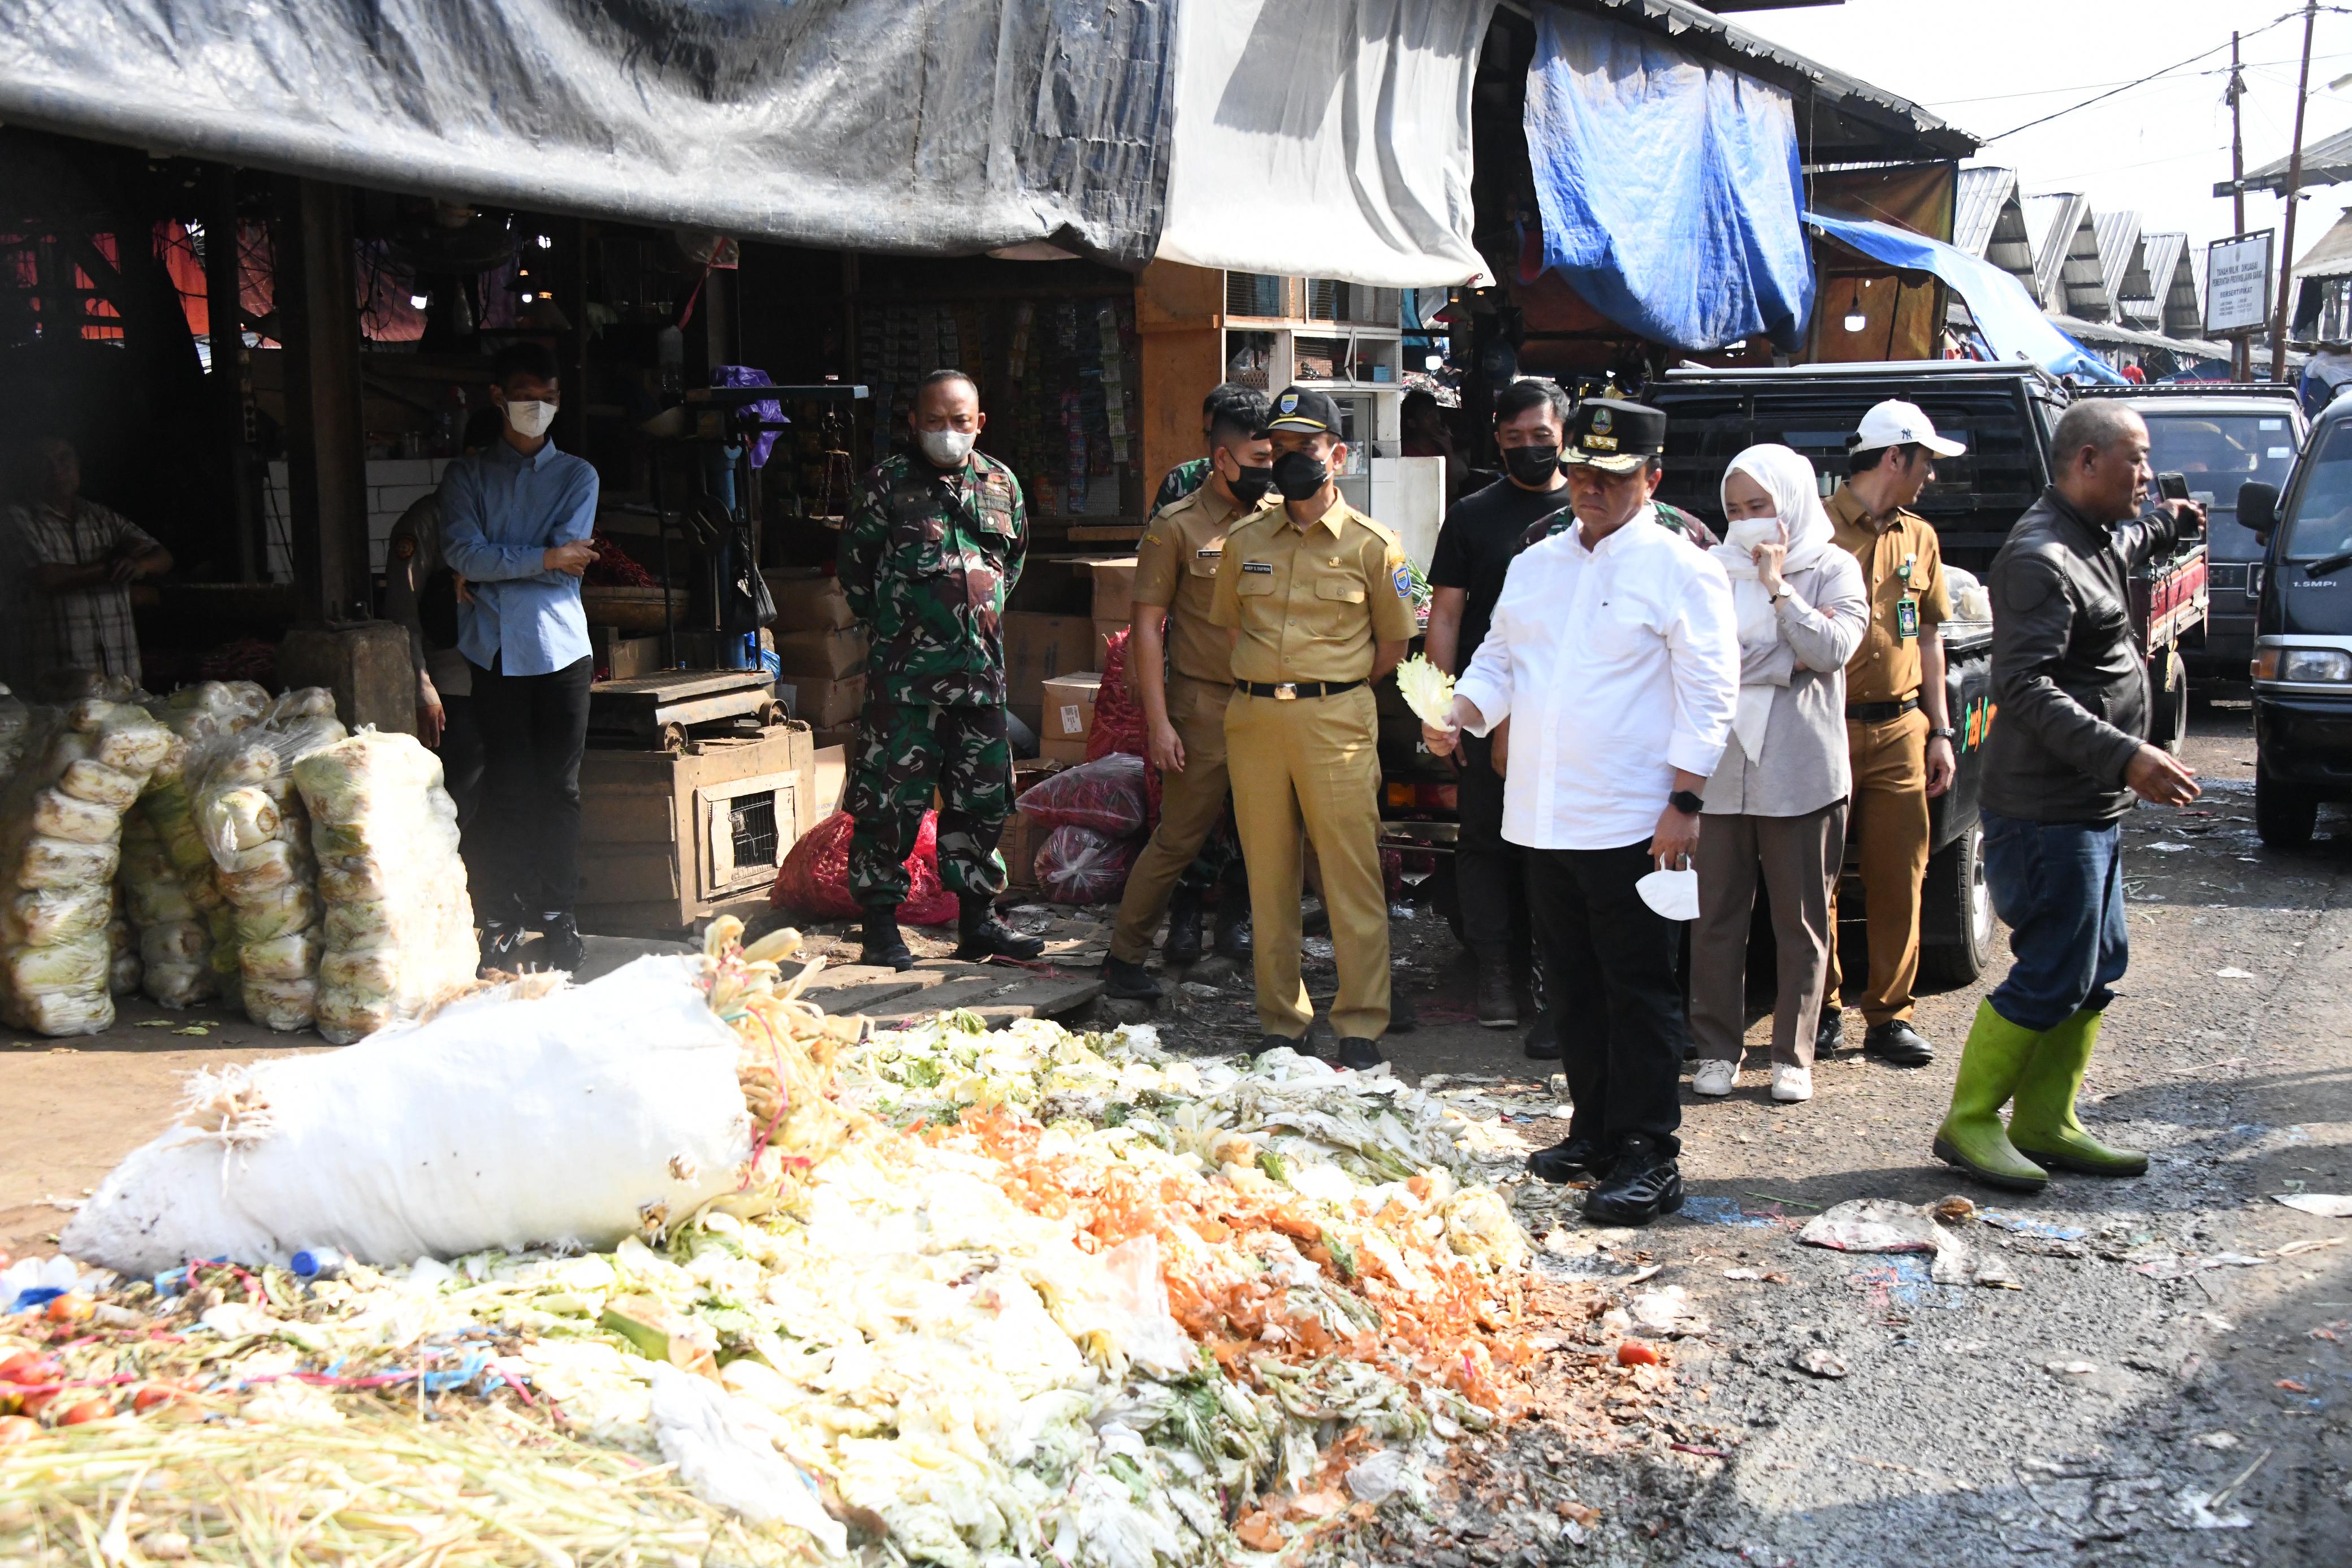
1425, 400, 1739, 1224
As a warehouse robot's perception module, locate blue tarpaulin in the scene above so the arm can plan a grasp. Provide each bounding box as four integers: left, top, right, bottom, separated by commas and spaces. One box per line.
1802, 210, 2126, 384
1523, 3, 1812, 351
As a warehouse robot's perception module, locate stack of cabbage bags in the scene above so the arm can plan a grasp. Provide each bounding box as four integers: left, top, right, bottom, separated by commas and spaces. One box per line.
0, 684, 29, 782
191, 689, 348, 1032
0, 699, 176, 1034
291, 729, 478, 1044
120, 681, 271, 1008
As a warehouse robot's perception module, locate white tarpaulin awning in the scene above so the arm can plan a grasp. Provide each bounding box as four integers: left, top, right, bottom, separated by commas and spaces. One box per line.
1153, 0, 1497, 289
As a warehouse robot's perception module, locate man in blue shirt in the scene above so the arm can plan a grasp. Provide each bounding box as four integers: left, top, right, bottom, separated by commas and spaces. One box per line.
438, 341, 600, 972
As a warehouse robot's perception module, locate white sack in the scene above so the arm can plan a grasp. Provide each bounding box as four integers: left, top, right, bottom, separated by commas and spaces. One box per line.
63, 956, 754, 1276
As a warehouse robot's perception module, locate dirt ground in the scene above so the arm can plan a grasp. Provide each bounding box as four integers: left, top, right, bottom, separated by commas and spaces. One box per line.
5, 698, 2347, 1563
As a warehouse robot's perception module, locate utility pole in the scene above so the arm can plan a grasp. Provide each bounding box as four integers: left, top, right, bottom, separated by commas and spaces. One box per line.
2230, 32, 2251, 380
2272, 0, 2319, 384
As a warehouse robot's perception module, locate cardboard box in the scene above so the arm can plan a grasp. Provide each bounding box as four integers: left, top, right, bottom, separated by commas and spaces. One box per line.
1040, 672, 1102, 742
763, 570, 856, 630
1004, 611, 1096, 690
775, 673, 866, 729
1040, 735, 1091, 765
1000, 808, 1048, 889
1080, 556, 1140, 622
812, 724, 859, 757
592, 627, 665, 681
1093, 617, 1130, 673
813, 744, 848, 818
771, 623, 868, 679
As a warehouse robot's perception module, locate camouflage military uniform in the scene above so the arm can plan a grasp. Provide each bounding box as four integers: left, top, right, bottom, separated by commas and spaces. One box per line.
1153, 457, 1210, 514
837, 451, 1028, 907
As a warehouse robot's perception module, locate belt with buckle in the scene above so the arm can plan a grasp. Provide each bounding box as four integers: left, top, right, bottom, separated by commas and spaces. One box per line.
1235, 679, 1364, 700
1845, 695, 1921, 724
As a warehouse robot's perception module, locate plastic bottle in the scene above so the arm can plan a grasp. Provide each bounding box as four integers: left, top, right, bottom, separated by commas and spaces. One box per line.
289, 1248, 350, 1281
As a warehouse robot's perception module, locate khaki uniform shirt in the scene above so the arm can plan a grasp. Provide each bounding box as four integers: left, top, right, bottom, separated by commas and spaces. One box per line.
1828, 483, 1952, 705
1210, 496, 1417, 685
1133, 485, 1275, 683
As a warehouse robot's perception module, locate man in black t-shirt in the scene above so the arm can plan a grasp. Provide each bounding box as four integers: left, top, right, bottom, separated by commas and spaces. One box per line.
1425, 379, 1577, 1033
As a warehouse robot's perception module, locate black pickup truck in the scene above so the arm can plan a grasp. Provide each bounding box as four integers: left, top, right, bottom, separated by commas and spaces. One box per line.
1643, 359, 2208, 986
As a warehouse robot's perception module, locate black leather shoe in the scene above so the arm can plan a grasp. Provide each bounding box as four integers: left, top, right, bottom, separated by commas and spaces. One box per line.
536, 912, 585, 973
1528, 1133, 1608, 1184
1212, 904, 1252, 960
1864, 1019, 1935, 1067
954, 893, 1045, 961
1475, 961, 1520, 1029
1101, 955, 1162, 1000
1522, 1010, 1560, 1061
1583, 1137, 1685, 1226
1256, 1033, 1313, 1059
859, 908, 916, 972
1816, 1008, 1845, 1058
1335, 1036, 1385, 1071
1164, 888, 1204, 966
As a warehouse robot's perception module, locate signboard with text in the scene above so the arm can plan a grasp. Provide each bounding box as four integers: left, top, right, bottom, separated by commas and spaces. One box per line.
2205, 231, 2275, 336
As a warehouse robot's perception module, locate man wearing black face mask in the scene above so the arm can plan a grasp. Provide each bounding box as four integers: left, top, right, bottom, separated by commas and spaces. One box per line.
1102, 388, 1276, 997
1427, 378, 1575, 1031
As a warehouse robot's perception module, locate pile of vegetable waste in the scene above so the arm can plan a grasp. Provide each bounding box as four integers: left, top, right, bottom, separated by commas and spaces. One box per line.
2, 920, 1545, 1566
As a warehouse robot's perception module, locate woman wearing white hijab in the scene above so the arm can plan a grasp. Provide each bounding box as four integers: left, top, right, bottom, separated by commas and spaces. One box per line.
1688, 445, 1869, 1102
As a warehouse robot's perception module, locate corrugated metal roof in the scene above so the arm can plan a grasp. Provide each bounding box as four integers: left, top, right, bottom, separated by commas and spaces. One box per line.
2024, 192, 2095, 311
2129, 231, 2200, 338
2048, 311, 2231, 361
2223, 122, 2352, 198
2093, 210, 2147, 302
1568, 0, 1980, 159
2294, 206, 2352, 281
1953, 167, 2015, 257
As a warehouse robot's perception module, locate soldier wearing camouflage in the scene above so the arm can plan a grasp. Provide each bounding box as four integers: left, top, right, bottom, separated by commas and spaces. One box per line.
836, 370, 1044, 969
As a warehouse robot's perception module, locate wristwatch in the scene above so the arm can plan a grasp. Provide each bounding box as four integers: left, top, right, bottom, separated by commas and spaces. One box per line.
1769, 581, 1795, 601
1668, 788, 1705, 816
1929, 726, 1956, 740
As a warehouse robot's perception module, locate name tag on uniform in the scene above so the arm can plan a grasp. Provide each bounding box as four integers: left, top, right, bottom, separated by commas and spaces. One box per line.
1241, 561, 1273, 574
1896, 596, 1919, 640
1197, 547, 1222, 558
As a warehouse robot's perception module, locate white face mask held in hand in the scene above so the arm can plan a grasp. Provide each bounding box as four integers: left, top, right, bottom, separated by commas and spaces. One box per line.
503, 399, 557, 439
919, 428, 976, 468
1636, 863, 1700, 921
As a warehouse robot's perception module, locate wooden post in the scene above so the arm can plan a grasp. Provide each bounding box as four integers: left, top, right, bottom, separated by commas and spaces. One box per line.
1134, 261, 1226, 501
2229, 33, 2251, 381
204, 165, 260, 583
274, 177, 370, 620
2271, 0, 2319, 384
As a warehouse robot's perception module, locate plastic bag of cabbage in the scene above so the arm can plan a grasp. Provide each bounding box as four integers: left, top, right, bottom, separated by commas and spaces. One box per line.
120, 681, 272, 1008
0, 699, 175, 1034
291, 728, 478, 1044
189, 688, 348, 1031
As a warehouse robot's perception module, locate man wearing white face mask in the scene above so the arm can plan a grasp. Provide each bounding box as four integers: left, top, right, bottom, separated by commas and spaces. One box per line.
1687, 447, 1869, 1105
438, 340, 600, 973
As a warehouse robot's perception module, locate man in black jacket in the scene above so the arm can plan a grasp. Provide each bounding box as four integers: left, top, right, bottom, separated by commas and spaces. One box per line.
1933, 400, 2202, 1191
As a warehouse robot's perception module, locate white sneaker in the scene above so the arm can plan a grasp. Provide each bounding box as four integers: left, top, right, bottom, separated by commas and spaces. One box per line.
1692, 1059, 1737, 1097
1772, 1065, 1814, 1103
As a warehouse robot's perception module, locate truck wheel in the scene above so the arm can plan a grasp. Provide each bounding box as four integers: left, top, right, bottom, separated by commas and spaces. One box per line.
1919, 820, 1994, 987
2255, 761, 2318, 850
2149, 651, 2189, 756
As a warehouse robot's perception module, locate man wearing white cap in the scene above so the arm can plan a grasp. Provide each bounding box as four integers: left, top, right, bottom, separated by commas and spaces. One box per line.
1819, 399, 1966, 1068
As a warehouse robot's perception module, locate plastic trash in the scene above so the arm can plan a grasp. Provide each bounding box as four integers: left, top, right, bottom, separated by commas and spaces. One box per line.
650, 1363, 849, 1550
289, 1247, 350, 1280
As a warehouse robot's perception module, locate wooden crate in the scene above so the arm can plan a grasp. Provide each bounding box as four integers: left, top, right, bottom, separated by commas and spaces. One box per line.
578, 722, 815, 937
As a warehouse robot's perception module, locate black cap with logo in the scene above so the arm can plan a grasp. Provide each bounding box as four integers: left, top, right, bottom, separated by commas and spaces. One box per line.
1264, 385, 1345, 436
1565, 397, 1667, 474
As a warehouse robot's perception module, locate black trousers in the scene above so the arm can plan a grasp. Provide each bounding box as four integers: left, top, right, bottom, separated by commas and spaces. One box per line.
435, 692, 488, 898
1525, 840, 1686, 1159
1454, 733, 1528, 965
469, 653, 592, 920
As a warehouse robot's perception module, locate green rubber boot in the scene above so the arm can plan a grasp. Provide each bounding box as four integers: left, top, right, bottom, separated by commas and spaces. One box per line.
2007, 1009, 2148, 1176
1931, 999, 2051, 1192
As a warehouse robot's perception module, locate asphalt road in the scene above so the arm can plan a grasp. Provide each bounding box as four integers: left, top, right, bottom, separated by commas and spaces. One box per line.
5, 698, 2346, 1565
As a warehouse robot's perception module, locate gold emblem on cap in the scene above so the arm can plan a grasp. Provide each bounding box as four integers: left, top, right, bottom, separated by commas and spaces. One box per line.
1592, 406, 1614, 434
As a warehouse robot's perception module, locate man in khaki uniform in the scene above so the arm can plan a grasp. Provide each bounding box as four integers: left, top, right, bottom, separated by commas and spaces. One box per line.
1102, 391, 1276, 998
1822, 400, 1965, 1068
1211, 387, 1416, 1069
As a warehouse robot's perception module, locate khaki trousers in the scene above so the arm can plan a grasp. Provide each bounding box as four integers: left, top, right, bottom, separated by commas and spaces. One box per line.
1225, 685, 1390, 1041
1690, 803, 1847, 1068
1826, 708, 1930, 1024
1109, 676, 1233, 963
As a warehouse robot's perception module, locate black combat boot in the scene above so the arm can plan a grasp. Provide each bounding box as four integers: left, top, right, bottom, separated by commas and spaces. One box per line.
859, 906, 915, 972
1163, 886, 1204, 966
954, 891, 1045, 961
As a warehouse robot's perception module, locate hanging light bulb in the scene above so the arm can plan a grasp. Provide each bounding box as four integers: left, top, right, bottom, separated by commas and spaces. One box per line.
408, 292, 430, 310
521, 291, 537, 303
1843, 310, 1869, 332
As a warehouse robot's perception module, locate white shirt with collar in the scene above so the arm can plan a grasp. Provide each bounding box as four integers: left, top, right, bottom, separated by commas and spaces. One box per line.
1455, 509, 1741, 851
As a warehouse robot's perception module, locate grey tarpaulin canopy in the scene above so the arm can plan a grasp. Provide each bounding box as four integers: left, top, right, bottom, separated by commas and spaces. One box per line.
0, 0, 1178, 267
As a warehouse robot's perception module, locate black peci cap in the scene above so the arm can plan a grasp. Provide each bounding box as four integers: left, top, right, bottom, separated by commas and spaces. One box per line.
1564, 398, 1667, 474
1264, 385, 1345, 435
